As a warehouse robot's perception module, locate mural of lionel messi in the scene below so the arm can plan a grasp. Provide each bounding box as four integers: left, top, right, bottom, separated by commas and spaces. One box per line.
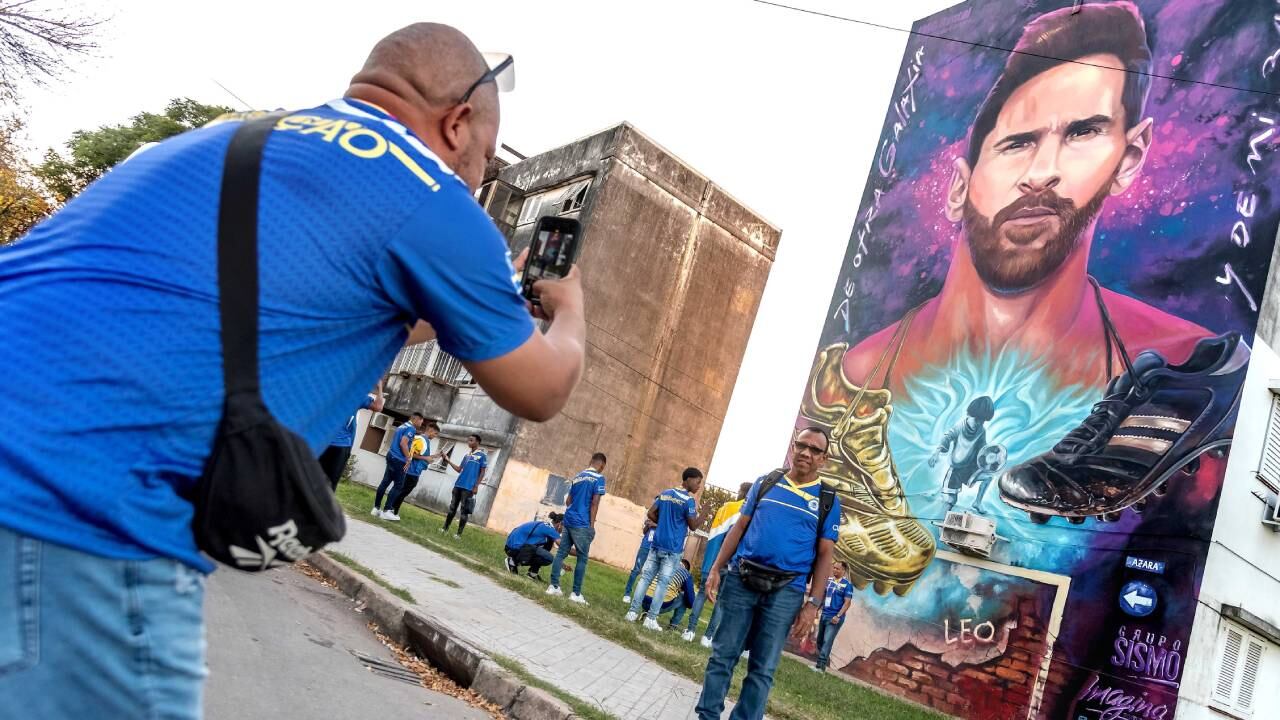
800, 1, 1254, 597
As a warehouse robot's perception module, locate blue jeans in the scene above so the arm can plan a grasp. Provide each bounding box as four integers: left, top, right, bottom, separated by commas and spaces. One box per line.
627, 548, 681, 618
702, 596, 726, 640
695, 570, 804, 720
374, 454, 406, 511
623, 543, 650, 597
549, 525, 594, 595
684, 583, 711, 633
815, 616, 843, 670
0, 526, 206, 719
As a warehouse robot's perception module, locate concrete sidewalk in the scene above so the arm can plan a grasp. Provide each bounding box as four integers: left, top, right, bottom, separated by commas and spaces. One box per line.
329, 516, 730, 720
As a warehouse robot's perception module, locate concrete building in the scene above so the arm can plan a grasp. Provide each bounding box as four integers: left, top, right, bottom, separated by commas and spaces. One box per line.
347, 123, 779, 569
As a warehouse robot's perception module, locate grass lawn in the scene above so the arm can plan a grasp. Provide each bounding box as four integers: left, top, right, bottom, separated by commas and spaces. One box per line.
335, 482, 942, 720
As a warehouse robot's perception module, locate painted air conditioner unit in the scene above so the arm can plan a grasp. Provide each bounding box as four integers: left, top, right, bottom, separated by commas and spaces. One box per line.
1263, 493, 1280, 531
369, 413, 393, 430
937, 511, 1005, 558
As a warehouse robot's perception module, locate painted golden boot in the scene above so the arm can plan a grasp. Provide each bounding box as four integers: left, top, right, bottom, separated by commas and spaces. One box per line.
801, 343, 936, 596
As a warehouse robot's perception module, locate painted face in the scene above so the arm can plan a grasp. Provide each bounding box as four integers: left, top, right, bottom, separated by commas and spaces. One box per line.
964, 54, 1131, 292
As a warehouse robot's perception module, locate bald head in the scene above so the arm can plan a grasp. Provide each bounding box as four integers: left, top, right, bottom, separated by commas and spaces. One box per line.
347, 23, 501, 190
351, 23, 493, 114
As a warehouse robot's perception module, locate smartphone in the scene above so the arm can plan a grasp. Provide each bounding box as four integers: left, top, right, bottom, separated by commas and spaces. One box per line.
520, 216, 582, 304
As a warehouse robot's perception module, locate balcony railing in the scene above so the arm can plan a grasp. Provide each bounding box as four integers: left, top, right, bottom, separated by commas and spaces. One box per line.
389, 339, 473, 386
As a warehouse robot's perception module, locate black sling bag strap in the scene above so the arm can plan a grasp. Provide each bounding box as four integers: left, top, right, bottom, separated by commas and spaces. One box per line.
735, 469, 836, 593
186, 113, 346, 571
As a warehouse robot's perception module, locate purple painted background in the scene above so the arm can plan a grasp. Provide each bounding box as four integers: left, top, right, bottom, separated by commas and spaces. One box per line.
807, 1, 1280, 717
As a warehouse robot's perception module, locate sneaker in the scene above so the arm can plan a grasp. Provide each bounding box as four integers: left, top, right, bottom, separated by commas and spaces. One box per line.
621, 595, 631, 604
439, 528, 447, 534
642, 617, 662, 632
385, 512, 400, 522
569, 593, 589, 605
700, 635, 712, 648
624, 611, 639, 623
681, 630, 695, 642
526, 571, 544, 582
505, 556, 518, 574
371, 507, 382, 517
1000, 332, 1247, 523
799, 343, 936, 597
811, 666, 825, 673
452, 533, 461, 540
546, 585, 564, 597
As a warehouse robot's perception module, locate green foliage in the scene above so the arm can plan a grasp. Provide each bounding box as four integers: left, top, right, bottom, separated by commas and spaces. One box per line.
35, 97, 233, 202
0, 118, 51, 245
697, 484, 736, 533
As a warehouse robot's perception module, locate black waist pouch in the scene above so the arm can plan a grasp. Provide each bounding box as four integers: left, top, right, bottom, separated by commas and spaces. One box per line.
736, 557, 798, 593
186, 114, 345, 571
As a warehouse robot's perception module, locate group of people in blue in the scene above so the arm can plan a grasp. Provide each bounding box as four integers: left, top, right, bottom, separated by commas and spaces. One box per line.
497, 426, 852, 720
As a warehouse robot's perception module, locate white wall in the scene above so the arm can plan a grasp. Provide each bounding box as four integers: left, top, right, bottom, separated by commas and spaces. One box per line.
1177, 338, 1280, 719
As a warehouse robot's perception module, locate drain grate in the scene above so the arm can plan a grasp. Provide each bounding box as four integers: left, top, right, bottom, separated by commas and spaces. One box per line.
350, 649, 422, 685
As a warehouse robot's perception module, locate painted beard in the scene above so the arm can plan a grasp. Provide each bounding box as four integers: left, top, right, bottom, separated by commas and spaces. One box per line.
962, 185, 1109, 294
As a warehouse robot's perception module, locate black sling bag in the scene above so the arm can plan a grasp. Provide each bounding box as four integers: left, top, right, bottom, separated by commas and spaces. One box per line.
735, 469, 836, 594
185, 114, 346, 571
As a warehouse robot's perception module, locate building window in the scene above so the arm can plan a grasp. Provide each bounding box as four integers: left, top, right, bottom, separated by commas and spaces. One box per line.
540, 474, 569, 505
1258, 391, 1280, 490
1212, 619, 1267, 717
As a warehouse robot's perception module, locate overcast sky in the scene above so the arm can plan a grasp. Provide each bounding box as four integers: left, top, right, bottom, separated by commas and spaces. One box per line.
17, 0, 957, 489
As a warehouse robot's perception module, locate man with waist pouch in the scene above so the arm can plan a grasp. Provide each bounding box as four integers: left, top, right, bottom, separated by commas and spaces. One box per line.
695, 426, 842, 720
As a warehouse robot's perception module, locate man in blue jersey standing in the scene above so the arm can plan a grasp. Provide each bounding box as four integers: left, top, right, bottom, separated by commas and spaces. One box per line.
695, 427, 842, 720
374, 413, 424, 518
320, 383, 384, 489
626, 467, 704, 631
442, 434, 487, 537
812, 561, 853, 673
0, 23, 587, 720
547, 453, 607, 604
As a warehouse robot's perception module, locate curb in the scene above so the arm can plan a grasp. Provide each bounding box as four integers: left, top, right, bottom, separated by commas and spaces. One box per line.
308, 552, 581, 720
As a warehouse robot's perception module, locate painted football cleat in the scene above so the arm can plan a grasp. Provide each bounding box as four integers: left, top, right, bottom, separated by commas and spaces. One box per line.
801, 343, 936, 597
999, 332, 1248, 521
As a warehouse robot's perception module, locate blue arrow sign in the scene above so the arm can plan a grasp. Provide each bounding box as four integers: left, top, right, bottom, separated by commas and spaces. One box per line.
1119, 580, 1158, 617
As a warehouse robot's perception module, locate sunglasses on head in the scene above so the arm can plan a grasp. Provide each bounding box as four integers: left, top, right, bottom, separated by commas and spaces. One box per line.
460, 52, 515, 104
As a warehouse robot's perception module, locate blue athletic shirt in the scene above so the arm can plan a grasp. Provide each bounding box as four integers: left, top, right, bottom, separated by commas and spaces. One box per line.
640, 526, 655, 550
388, 423, 417, 463
822, 576, 853, 621
505, 520, 559, 550
563, 469, 606, 528
0, 99, 534, 572
454, 449, 488, 491
331, 395, 375, 448
732, 474, 842, 593
652, 487, 697, 554
407, 436, 431, 477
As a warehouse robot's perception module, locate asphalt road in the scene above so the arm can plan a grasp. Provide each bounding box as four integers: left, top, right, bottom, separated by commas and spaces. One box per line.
204, 565, 490, 720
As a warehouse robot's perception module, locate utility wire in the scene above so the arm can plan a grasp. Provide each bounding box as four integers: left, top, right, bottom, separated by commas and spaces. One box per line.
750, 0, 1280, 98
